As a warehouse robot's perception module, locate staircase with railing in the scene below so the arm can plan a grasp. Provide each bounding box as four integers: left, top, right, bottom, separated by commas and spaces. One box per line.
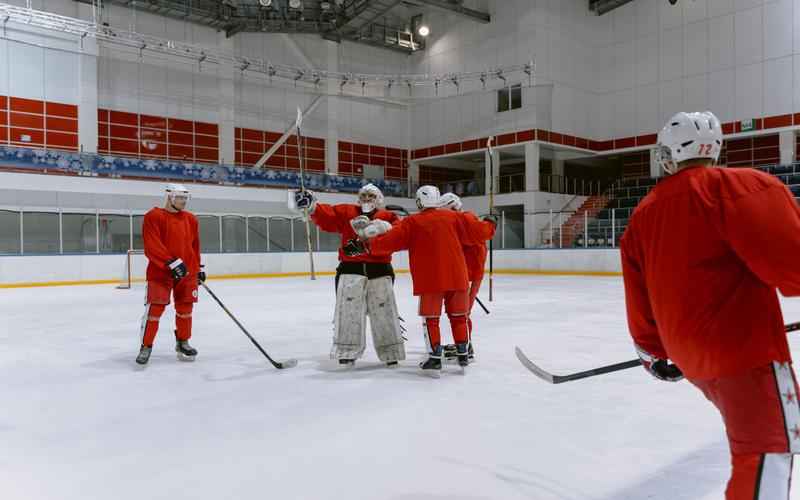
558, 194, 611, 247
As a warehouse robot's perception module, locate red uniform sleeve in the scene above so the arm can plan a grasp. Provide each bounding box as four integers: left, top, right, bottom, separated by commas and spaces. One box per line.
621, 226, 667, 359
143, 211, 172, 270
310, 203, 343, 233
463, 212, 496, 242
370, 218, 412, 255
718, 182, 800, 297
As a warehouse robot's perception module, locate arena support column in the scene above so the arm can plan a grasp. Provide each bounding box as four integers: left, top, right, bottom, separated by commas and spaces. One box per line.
325, 41, 339, 175
77, 2, 98, 154
524, 142, 540, 192
780, 130, 796, 165
217, 32, 236, 166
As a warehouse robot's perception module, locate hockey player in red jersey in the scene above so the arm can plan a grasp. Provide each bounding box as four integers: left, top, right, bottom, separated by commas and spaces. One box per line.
346, 186, 489, 376
439, 192, 496, 360
136, 184, 204, 365
291, 184, 406, 367
621, 111, 800, 499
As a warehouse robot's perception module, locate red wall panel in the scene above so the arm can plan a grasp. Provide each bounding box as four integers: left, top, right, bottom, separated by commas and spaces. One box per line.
10, 97, 44, 114
46, 116, 78, 133
46, 132, 78, 149
45, 102, 77, 119
10, 112, 43, 129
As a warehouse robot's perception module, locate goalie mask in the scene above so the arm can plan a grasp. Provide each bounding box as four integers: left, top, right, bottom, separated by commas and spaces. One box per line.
165, 183, 190, 211
357, 183, 384, 214
656, 111, 722, 175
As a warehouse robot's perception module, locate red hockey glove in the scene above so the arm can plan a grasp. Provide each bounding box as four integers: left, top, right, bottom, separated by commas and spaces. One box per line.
635, 345, 684, 382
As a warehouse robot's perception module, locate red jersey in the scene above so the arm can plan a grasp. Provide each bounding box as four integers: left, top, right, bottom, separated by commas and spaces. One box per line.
311, 204, 399, 264
621, 166, 800, 380
142, 208, 201, 283
460, 212, 495, 281
369, 208, 486, 295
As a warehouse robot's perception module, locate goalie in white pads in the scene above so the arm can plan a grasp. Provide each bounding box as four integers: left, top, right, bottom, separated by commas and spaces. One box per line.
290, 184, 405, 367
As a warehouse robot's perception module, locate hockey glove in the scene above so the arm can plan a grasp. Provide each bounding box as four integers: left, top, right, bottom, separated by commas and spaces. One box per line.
198, 265, 206, 284
482, 214, 499, 226
635, 345, 684, 382
168, 258, 188, 282
350, 216, 371, 238
294, 190, 317, 213
343, 238, 368, 257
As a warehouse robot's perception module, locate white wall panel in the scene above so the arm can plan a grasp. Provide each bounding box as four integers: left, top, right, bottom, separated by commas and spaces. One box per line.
708, 68, 737, 121
685, 21, 710, 76
636, 34, 661, 87
793, 54, 800, 112
735, 7, 764, 66
736, 0, 765, 11
9, 41, 45, 101
684, 74, 710, 111
686, 0, 710, 24
764, 56, 793, 116
636, 83, 661, 133
660, 79, 685, 123
661, 26, 686, 81
735, 62, 764, 119
709, 0, 736, 18
764, 0, 794, 59
709, 14, 736, 70
661, 0, 686, 30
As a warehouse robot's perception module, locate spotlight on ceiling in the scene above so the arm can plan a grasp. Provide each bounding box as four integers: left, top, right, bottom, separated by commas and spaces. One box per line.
259, 0, 272, 6
288, 0, 302, 9
320, 1, 331, 10
417, 24, 430, 37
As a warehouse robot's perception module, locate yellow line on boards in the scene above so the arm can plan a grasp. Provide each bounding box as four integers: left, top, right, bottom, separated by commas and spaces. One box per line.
0, 268, 620, 289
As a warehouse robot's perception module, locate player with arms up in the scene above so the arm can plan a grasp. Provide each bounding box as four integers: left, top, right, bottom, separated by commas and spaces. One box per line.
621, 111, 800, 499
346, 186, 489, 377
291, 184, 405, 368
136, 184, 205, 366
439, 193, 496, 360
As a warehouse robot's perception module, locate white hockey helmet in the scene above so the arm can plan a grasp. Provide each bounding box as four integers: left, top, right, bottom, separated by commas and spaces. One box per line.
358, 183, 384, 213
439, 192, 462, 211
415, 185, 441, 210
165, 183, 190, 209
656, 111, 723, 175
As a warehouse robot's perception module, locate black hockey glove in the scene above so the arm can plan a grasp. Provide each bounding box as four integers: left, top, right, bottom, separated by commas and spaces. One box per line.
198, 265, 206, 285
294, 190, 317, 212
168, 258, 188, 282
635, 345, 684, 382
343, 238, 368, 257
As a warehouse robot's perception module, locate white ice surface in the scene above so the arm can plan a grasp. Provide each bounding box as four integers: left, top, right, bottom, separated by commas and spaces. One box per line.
3, 274, 800, 500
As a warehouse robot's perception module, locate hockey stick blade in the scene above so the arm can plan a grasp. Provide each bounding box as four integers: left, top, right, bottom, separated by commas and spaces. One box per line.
515, 347, 641, 384
516, 321, 800, 384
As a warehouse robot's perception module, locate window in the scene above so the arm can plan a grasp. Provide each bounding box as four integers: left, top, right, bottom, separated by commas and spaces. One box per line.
222, 216, 246, 253
198, 215, 221, 253
99, 214, 132, 253
268, 217, 292, 252
0, 210, 21, 254
132, 215, 145, 250
247, 216, 269, 252
497, 84, 522, 113
62, 213, 97, 253
23, 212, 60, 254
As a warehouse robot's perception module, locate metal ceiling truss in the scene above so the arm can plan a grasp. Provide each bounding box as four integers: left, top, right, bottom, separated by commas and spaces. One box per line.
403, 0, 490, 23
0, 2, 532, 96
588, 0, 635, 16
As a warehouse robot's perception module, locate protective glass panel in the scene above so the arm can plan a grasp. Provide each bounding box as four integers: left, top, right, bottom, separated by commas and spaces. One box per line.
268, 217, 291, 252
316, 221, 340, 252
198, 215, 221, 253
62, 213, 97, 254
22, 212, 59, 254
292, 218, 315, 252
0, 210, 21, 254
247, 216, 268, 252
132, 215, 144, 250
99, 214, 132, 254
222, 216, 246, 253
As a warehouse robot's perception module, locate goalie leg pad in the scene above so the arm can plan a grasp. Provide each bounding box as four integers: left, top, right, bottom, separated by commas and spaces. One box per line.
365, 276, 405, 362
332, 274, 369, 361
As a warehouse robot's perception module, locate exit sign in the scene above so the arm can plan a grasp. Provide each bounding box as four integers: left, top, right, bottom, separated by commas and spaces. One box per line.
741, 119, 755, 132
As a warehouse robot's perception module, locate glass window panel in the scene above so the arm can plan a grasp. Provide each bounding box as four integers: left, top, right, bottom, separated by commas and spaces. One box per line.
22, 212, 59, 254
99, 214, 132, 254
268, 217, 291, 252
292, 218, 315, 252
497, 87, 509, 113
222, 216, 246, 253
511, 84, 522, 110
0, 210, 21, 254
62, 213, 97, 254
247, 216, 268, 252
316, 221, 340, 252
198, 215, 221, 253
132, 215, 144, 250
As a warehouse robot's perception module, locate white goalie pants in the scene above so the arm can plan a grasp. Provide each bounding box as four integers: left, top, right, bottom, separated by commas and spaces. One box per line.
332, 274, 405, 362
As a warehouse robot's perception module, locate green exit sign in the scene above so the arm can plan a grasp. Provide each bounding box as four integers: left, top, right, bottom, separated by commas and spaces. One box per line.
741, 119, 755, 132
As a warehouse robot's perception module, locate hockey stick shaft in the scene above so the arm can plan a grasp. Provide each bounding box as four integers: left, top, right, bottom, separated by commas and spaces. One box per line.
295, 111, 316, 281
487, 137, 495, 302
201, 282, 295, 369
518, 320, 800, 384
475, 296, 490, 315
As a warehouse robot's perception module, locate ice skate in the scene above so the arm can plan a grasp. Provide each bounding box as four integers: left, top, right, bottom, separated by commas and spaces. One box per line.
175, 340, 197, 361
136, 345, 152, 365
456, 343, 469, 372
338, 359, 356, 369
420, 346, 442, 378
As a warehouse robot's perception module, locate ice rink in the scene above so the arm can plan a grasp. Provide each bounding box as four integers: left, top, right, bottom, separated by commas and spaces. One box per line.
4, 273, 800, 500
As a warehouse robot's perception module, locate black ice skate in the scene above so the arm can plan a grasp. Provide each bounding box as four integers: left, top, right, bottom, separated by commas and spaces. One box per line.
386, 361, 399, 368
420, 346, 442, 378
468, 342, 475, 360
443, 344, 458, 360
339, 359, 356, 368
456, 343, 470, 369
175, 340, 197, 361
136, 345, 152, 365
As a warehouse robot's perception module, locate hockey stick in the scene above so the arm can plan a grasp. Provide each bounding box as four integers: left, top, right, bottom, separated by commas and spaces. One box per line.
475, 297, 490, 315
385, 204, 410, 217
201, 282, 298, 369
516, 320, 800, 384
296, 107, 316, 281
486, 137, 495, 302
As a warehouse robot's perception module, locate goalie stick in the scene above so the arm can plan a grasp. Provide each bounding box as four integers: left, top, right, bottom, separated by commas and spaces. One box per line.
201, 282, 298, 370
516, 320, 800, 384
